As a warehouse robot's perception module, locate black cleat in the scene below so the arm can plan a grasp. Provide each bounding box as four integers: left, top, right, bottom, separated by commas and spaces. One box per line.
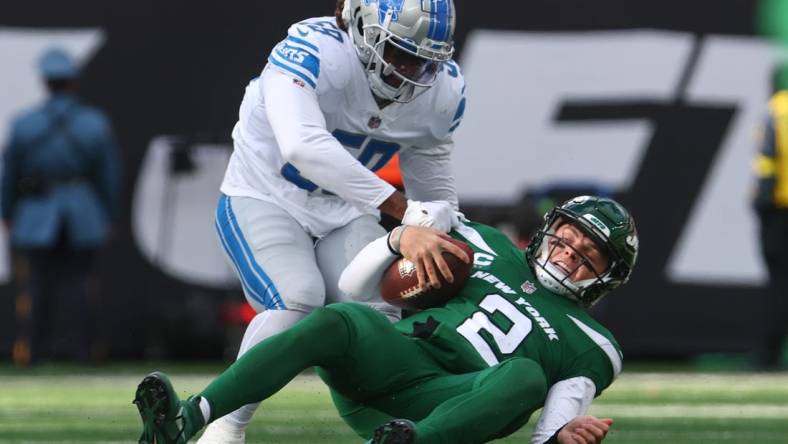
369, 419, 417, 444
133, 371, 198, 444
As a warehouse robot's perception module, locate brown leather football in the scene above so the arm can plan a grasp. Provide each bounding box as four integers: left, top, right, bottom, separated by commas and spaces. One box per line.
380, 238, 474, 311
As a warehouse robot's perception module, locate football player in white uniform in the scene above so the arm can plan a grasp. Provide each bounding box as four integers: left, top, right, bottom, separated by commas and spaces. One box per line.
202, 0, 466, 441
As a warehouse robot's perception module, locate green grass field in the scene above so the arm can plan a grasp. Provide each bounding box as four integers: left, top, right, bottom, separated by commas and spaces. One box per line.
1, 363, 787, 443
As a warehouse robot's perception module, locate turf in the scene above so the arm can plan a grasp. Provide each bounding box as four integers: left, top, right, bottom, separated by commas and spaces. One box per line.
0, 364, 786, 443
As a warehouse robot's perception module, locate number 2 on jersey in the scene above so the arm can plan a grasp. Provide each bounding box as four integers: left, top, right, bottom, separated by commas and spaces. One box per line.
456, 294, 533, 366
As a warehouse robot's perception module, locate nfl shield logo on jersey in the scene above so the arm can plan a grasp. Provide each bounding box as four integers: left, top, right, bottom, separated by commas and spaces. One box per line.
521, 280, 537, 294
367, 116, 382, 129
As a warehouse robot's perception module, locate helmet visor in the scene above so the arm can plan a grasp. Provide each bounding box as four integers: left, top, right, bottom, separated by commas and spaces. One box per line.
381, 37, 441, 85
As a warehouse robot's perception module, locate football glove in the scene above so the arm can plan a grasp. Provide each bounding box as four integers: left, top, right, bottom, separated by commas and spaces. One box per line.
402, 200, 457, 232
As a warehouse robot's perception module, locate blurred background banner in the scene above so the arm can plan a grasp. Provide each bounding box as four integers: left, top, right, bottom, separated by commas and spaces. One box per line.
0, 0, 778, 360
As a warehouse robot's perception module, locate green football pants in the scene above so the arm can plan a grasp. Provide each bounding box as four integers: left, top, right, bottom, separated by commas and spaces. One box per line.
199, 303, 547, 443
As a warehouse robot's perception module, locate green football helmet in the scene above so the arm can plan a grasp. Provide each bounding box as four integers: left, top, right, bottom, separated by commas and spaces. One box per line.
525, 195, 638, 307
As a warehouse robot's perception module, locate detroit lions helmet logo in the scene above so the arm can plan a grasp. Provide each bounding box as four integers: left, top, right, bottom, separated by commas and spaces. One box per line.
365, 0, 406, 23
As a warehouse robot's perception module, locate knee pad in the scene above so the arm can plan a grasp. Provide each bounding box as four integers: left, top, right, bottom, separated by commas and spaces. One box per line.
242, 271, 325, 313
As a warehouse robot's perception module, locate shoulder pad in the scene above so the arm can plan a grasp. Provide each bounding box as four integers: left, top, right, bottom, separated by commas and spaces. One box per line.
267, 17, 350, 91
431, 60, 467, 136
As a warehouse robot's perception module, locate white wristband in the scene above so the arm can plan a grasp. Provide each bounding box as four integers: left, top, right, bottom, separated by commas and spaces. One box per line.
387, 225, 407, 254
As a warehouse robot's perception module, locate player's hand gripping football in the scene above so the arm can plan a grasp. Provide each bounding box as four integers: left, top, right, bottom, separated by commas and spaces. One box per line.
396, 225, 471, 290
557, 416, 613, 444
402, 199, 460, 232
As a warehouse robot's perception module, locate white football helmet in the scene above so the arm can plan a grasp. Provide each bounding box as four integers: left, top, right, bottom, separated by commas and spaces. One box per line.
342, 0, 455, 102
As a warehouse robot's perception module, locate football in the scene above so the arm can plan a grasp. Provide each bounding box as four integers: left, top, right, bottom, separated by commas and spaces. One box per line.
380, 238, 474, 311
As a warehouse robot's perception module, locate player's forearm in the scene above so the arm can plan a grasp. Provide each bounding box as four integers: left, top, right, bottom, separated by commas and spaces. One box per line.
378, 190, 408, 220
287, 143, 396, 209
263, 70, 395, 210
399, 144, 458, 208
531, 377, 596, 444
338, 233, 397, 300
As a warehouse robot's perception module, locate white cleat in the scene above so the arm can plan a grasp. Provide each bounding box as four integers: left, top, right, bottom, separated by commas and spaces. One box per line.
195, 417, 246, 444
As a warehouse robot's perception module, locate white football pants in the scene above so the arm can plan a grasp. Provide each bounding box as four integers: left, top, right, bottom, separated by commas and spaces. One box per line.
213, 194, 399, 428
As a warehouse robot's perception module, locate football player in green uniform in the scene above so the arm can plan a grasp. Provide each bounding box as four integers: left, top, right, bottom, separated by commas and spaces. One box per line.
134, 195, 638, 444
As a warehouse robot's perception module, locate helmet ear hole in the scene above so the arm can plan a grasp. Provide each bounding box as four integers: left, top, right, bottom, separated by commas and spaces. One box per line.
355, 10, 363, 35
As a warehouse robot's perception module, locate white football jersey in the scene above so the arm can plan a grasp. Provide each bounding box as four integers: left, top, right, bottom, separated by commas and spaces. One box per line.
221, 17, 466, 237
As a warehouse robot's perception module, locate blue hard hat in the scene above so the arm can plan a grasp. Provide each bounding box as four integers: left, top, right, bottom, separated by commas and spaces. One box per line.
38, 47, 78, 79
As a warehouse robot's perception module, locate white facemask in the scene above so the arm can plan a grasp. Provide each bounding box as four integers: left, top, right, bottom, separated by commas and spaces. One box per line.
532, 229, 603, 302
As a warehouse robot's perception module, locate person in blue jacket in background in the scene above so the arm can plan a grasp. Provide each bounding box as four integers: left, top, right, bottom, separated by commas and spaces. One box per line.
2, 46, 121, 365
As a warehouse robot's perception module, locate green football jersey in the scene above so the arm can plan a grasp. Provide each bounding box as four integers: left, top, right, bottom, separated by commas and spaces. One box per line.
395, 221, 623, 396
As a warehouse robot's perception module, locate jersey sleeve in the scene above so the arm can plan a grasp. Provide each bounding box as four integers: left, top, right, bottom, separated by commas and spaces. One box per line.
338, 232, 398, 301
266, 18, 348, 92
87, 109, 123, 220
561, 315, 623, 395
261, 18, 397, 211
566, 348, 618, 396
267, 34, 321, 91
399, 142, 458, 207
397, 62, 465, 207
435, 60, 467, 141
530, 376, 597, 444
261, 69, 396, 211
